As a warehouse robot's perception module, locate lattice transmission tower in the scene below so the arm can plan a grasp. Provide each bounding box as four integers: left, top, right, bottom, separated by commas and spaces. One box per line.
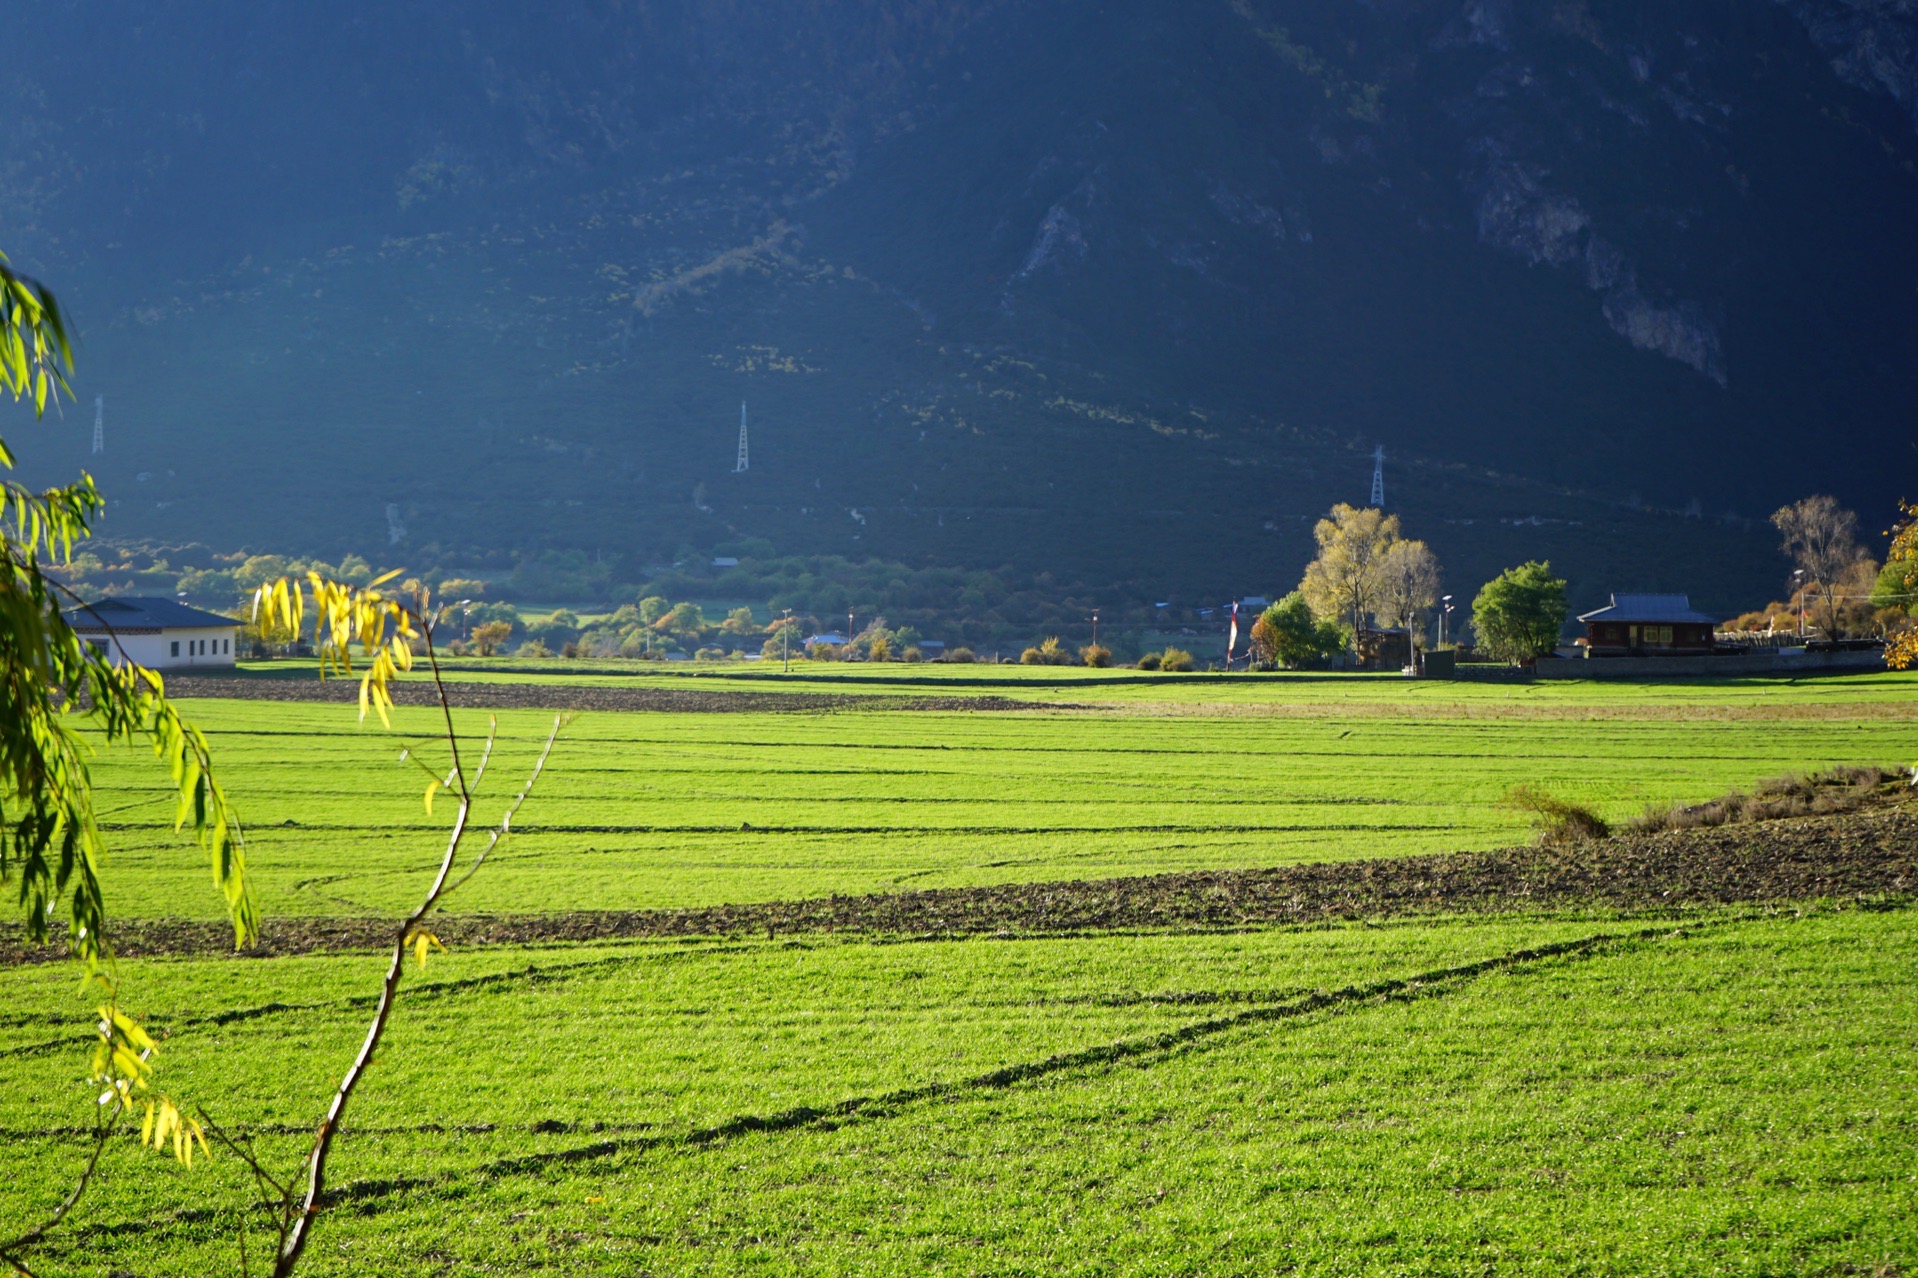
1369, 445, 1384, 508
92, 395, 104, 455
733, 401, 749, 473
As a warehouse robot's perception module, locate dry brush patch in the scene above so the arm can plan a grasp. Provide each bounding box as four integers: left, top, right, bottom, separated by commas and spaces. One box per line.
1627, 764, 1904, 834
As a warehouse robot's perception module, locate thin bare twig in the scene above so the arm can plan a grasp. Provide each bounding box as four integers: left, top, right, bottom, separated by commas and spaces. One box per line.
198, 1110, 293, 1264
267, 609, 564, 1278
442, 715, 563, 901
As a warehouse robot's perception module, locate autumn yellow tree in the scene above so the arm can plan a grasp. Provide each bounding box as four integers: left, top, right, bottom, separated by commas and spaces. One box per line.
1299, 503, 1401, 646
1375, 538, 1442, 647
1886, 501, 1918, 670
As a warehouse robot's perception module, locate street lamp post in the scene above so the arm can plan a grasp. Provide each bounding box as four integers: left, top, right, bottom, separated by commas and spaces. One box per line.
1088, 608, 1100, 651
1439, 595, 1453, 649
1793, 570, 1806, 638
455, 599, 474, 641
781, 607, 794, 673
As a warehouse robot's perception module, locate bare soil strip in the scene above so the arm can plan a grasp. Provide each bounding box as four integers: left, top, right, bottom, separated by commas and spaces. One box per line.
165, 675, 1064, 715
8, 806, 1912, 964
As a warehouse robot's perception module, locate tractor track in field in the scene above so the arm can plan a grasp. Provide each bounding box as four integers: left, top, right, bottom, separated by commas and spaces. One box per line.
7, 804, 1913, 964
163, 675, 1074, 715
43, 923, 1695, 1248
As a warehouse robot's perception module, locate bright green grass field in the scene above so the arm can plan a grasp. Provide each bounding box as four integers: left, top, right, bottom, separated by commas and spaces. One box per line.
1, 907, 1911, 1275
7, 672, 1914, 1274
76, 670, 1917, 920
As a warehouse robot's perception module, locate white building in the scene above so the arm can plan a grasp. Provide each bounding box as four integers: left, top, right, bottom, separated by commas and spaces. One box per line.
67, 597, 240, 671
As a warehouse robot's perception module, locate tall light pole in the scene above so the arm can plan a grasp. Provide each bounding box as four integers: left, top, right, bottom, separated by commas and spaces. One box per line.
848, 607, 855, 645
456, 599, 474, 641
781, 607, 794, 673
1793, 570, 1806, 638
1088, 608, 1100, 651
1439, 594, 1453, 648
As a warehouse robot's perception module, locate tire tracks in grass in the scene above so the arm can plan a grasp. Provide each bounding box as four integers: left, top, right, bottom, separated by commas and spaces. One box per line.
56, 919, 1711, 1246
0, 940, 774, 1062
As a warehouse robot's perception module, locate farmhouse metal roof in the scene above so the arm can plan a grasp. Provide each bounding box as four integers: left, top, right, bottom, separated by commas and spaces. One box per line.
1576, 594, 1719, 625
67, 597, 241, 632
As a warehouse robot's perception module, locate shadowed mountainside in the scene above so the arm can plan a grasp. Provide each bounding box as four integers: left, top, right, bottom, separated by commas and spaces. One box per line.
5, 0, 1915, 609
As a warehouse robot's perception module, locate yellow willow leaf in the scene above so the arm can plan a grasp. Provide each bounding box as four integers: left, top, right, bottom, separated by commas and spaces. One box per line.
141, 1101, 155, 1144
424, 777, 441, 815
412, 930, 444, 970
370, 567, 404, 587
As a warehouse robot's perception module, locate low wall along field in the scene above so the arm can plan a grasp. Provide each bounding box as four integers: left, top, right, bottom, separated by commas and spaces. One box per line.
2, 666, 1913, 1273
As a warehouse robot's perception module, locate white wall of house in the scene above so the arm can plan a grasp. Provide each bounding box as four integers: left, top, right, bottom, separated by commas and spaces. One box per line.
79, 627, 239, 671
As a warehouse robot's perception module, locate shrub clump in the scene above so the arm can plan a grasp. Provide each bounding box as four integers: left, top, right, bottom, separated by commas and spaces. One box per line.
1020, 637, 1076, 666
1135, 652, 1162, 670
1499, 785, 1610, 846
1158, 647, 1195, 673
1080, 644, 1112, 668
940, 647, 976, 664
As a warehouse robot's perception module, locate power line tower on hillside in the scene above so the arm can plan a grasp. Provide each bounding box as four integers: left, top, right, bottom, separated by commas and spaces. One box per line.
733, 401, 749, 473
1370, 445, 1384, 508
91, 395, 104, 455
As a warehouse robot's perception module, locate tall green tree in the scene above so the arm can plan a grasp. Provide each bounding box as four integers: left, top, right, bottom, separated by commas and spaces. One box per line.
1470, 561, 1568, 664
1251, 591, 1346, 669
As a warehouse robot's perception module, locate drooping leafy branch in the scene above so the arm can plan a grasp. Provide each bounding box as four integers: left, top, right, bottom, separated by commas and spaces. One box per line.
1, 252, 257, 1267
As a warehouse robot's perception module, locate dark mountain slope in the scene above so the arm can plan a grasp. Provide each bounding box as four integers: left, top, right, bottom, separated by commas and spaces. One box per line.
4, 0, 1914, 612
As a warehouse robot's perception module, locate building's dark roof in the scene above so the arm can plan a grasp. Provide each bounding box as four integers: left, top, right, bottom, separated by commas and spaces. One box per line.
67, 597, 240, 631
1576, 593, 1719, 625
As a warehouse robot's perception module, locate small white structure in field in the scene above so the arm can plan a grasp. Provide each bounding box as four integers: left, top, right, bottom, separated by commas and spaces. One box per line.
67, 597, 240, 670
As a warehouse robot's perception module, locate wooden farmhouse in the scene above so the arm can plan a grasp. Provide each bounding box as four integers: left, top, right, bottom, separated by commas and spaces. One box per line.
66, 597, 240, 670
1575, 593, 1719, 656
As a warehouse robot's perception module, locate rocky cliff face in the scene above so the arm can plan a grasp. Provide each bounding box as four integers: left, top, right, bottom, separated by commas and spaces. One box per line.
1785, 0, 1918, 127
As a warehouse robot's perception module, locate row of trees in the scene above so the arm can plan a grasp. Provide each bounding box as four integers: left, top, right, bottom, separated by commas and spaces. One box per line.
1245, 503, 1568, 669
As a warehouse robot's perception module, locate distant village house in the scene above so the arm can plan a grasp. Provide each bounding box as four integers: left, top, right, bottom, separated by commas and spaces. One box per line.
1575, 594, 1718, 656
66, 597, 240, 670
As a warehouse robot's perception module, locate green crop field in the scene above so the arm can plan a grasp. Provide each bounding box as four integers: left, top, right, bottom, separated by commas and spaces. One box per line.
74, 669, 1917, 920
3, 669, 1914, 1274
